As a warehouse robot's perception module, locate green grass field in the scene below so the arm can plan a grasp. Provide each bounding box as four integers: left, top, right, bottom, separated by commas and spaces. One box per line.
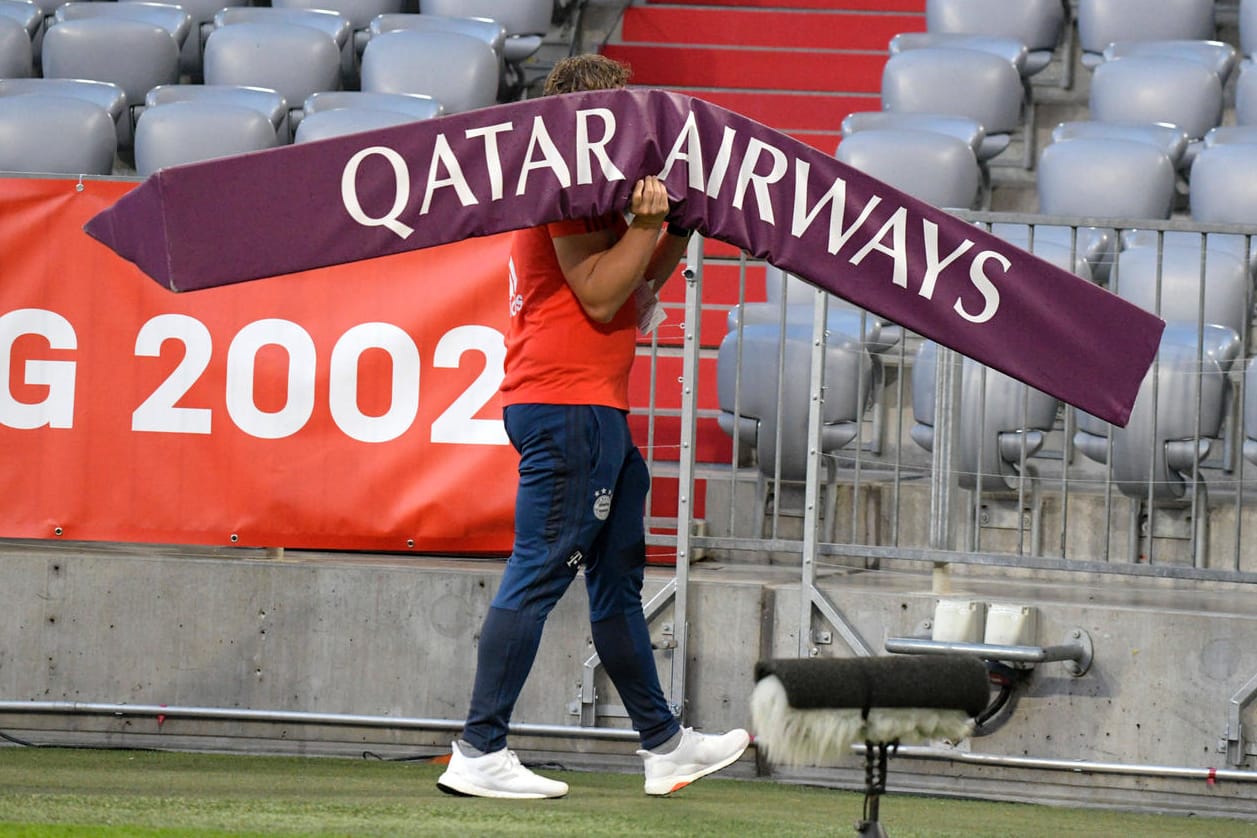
0, 747, 1251, 837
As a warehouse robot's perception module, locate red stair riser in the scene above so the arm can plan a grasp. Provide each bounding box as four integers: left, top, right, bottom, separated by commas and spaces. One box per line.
602, 44, 886, 93
623, 7, 924, 51
643, 0, 924, 11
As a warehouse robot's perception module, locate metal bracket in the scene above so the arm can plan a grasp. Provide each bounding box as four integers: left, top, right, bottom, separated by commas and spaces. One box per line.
654, 622, 677, 651
885, 627, 1093, 677
1221, 671, 1257, 767
1060, 628, 1094, 677
573, 583, 679, 727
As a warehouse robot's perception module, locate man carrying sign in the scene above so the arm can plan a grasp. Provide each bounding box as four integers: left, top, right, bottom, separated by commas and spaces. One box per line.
437, 55, 750, 800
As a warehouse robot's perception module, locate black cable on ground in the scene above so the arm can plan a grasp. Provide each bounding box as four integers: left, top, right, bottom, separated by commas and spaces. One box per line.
361, 750, 450, 763
0, 730, 38, 747
360, 749, 571, 772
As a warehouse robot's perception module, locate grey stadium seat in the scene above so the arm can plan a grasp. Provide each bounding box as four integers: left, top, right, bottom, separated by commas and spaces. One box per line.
273, 0, 402, 35
304, 90, 443, 120
841, 111, 985, 160
21, 0, 54, 60
294, 106, 422, 143
1202, 125, 1257, 147
0, 94, 116, 175
368, 13, 507, 91
213, 7, 352, 51
134, 100, 279, 176
911, 341, 1060, 495
1089, 56, 1222, 147
156, 0, 248, 79
1037, 137, 1176, 220
1100, 39, 1237, 86
744, 265, 902, 455
926, 0, 1065, 76
1036, 137, 1176, 283
755, 265, 899, 353
1123, 143, 1257, 277
889, 32, 1030, 80
40, 16, 180, 140
56, 0, 203, 80
360, 29, 498, 114
1244, 0, 1257, 58
55, 2, 190, 50
1051, 120, 1190, 170
272, 0, 404, 86
1110, 243, 1248, 368
146, 84, 290, 142
835, 128, 981, 210
0, 14, 30, 77
0, 77, 126, 127
880, 46, 1024, 161
203, 22, 342, 128
725, 301, 888, 359
1077, 0, 1215, 68
887, 32, 1040, 167
986, 222, 1096, 281
1074, 323, 1230, 505
840, 111, 995, 206
418, 0, 550, 96
1183, 142, 1257, 270
0, 0, 41, 39
369, 12, 505, 56
299, 90, 445, 157
16, 0, 55, 48
1190, 142, 1257, 224
212, 7, 351, 90
1235, 61, 1257, 126
1106, 240, 1246, 494
716, 321, 872, 538
418, 0, 548, 63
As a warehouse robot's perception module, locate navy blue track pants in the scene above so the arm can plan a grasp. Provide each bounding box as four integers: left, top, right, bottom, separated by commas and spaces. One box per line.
462, 403, 680, 753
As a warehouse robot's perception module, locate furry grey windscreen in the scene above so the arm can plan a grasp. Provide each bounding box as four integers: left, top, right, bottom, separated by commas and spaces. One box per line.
754, 655, 989, 717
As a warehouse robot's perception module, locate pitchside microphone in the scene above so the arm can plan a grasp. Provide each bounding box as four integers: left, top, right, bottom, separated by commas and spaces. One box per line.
750, 654, 989, 768
754, 655, 989, 715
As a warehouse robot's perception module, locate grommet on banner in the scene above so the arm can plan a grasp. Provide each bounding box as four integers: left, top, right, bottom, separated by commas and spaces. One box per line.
75, 175, 84, 193
229, 533, 239, 543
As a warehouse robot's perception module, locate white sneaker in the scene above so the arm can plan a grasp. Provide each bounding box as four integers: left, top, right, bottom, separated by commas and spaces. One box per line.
637, 727, 751, 796
436, 741, 569, 799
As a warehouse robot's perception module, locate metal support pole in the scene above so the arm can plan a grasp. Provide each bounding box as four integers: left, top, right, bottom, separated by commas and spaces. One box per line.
667, 233, 705, 718
797, 287, 871, 658
798, 287, 829, 657
929, 346, 963, 593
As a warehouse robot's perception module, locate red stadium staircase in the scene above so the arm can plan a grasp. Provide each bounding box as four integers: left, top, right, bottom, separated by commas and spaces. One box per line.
603, 0, 924, 152
603, 1, 926, 556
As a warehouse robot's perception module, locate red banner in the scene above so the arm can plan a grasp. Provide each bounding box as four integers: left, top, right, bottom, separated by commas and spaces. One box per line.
1, 177, 517, 553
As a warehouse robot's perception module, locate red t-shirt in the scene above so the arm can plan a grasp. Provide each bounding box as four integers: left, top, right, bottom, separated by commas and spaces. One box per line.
500, 215, 638, 410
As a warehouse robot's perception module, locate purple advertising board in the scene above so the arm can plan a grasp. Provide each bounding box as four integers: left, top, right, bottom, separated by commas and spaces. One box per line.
85, 88, 1163, 426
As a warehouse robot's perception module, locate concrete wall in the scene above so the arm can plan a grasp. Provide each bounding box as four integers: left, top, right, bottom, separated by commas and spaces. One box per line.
2, 538, 1255, 817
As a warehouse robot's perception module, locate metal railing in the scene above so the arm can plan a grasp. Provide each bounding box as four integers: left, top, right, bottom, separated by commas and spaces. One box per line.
638, 213, 1257, 589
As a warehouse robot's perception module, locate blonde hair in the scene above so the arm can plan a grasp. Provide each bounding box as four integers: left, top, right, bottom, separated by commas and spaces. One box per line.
543, 54, 632, 96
